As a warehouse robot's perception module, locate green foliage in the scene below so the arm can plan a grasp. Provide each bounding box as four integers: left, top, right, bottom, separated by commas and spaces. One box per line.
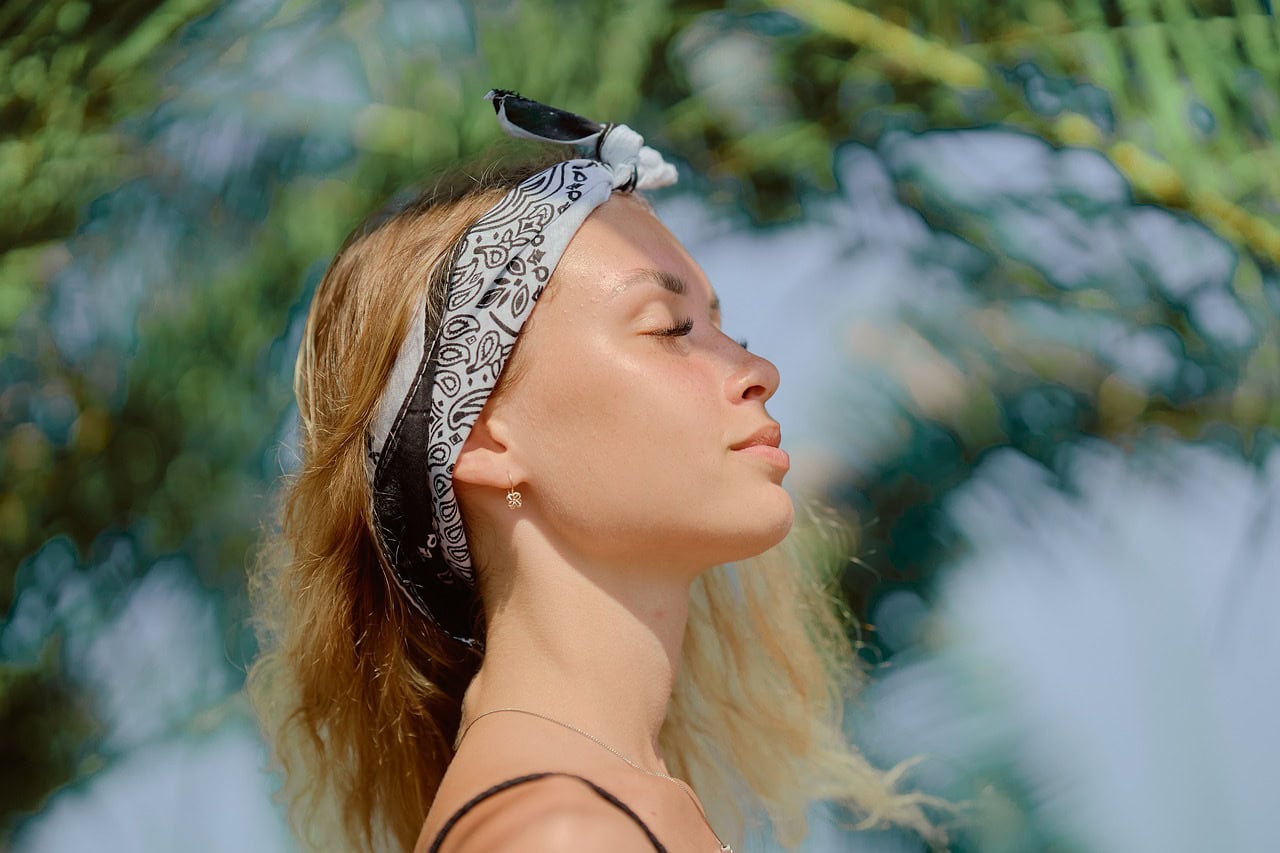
1, 0, 1277, 845
0, 0, 220, 254
674, 0, 1280, 250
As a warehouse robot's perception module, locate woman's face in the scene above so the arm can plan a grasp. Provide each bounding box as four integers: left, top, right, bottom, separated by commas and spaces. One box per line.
459, 193, 793, 576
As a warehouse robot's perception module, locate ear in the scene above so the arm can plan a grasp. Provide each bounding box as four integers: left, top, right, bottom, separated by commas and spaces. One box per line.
453, 408, 521, 490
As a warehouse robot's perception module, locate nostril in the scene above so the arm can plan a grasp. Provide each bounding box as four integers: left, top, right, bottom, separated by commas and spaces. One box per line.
728, 352, 780, 403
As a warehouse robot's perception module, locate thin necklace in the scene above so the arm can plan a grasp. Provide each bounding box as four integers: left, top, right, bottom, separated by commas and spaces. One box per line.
455, 707, 733, 852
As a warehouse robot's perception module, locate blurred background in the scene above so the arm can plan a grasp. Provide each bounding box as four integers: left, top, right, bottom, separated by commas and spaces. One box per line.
2, 0, 1278, 850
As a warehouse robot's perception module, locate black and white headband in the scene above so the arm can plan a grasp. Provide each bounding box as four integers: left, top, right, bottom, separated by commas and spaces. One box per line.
365, 90, 677, 647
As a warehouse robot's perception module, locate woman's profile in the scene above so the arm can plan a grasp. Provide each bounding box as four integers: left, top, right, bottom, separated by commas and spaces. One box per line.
247, 91, 950, 852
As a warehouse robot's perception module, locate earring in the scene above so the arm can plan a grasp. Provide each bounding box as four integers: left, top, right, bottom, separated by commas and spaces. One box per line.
506, 474, 522, 509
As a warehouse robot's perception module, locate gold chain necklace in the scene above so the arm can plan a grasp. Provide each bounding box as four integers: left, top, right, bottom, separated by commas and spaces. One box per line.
455, 707, 733, 852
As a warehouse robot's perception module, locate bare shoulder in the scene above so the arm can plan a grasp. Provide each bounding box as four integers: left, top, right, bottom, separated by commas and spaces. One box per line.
431, 774, 658, 853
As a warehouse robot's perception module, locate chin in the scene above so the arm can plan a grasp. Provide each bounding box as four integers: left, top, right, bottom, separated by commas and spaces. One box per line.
760, 490, 796, 547
722, 489, 796, 561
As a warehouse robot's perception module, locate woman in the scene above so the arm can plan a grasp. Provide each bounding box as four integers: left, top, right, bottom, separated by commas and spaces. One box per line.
248, 92, 950, 852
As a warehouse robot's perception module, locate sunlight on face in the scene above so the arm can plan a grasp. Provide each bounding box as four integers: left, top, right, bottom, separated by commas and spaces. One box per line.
471, 194, 794, 576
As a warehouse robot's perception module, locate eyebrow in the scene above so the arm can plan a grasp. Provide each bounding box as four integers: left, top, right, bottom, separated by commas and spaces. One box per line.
613, 268, 720, 314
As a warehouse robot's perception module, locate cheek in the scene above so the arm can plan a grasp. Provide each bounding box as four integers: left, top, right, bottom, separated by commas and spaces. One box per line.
519, 335, 720, 482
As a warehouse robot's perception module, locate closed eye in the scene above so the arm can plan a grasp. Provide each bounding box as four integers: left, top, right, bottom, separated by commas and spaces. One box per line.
651, 317, 748, 349
653, 317, 694, 337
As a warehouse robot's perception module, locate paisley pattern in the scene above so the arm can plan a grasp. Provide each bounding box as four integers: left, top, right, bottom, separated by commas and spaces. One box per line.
364, 102, 677, 646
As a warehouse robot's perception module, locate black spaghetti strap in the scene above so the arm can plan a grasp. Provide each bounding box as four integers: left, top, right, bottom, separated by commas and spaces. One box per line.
428, 771, 668, 852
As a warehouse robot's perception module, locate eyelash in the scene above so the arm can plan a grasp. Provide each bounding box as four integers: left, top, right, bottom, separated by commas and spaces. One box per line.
653, 317, 749, 350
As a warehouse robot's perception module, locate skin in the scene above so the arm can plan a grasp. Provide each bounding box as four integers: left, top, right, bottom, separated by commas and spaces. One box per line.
415, 193, 793, 853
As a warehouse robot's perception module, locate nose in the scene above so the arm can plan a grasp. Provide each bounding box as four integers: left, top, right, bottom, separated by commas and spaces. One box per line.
727, 348, 780, 404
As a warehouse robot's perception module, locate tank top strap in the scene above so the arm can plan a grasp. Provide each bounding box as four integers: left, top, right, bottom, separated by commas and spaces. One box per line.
428, 771, 668, 852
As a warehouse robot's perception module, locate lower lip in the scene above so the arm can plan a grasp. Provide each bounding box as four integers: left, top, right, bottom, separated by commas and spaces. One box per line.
734, 444, 790, 470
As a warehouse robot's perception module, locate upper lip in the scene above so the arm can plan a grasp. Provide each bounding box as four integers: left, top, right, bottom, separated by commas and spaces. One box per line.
730, 423, 782, 451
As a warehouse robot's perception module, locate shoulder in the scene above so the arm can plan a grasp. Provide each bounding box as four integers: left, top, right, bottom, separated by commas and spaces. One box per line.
431, 774, 659, 853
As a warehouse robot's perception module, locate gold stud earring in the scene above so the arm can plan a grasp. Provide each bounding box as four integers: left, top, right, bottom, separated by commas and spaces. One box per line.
506, 474, 522, 509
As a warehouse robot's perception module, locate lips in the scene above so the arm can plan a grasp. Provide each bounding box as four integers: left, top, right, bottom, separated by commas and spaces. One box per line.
730, 423, 782, 451
731, 423, 789, 472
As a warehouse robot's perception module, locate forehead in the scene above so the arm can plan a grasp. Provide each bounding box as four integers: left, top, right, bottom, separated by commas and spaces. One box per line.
550, 195, 718, 310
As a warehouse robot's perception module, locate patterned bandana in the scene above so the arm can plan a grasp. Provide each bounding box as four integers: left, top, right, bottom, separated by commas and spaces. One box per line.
365, 90, 678, 646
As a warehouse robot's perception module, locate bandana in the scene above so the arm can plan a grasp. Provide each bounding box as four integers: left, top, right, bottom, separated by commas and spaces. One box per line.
365, 90, 678, 646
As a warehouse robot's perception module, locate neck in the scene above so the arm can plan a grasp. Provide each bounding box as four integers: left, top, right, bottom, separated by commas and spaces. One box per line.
459, 552, 693, 773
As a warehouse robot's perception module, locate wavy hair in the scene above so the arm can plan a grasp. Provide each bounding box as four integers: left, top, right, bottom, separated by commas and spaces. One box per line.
246, 149, 956, 852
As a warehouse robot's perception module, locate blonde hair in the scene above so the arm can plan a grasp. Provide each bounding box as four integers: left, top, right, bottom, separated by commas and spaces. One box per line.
246, 150, 956, 852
